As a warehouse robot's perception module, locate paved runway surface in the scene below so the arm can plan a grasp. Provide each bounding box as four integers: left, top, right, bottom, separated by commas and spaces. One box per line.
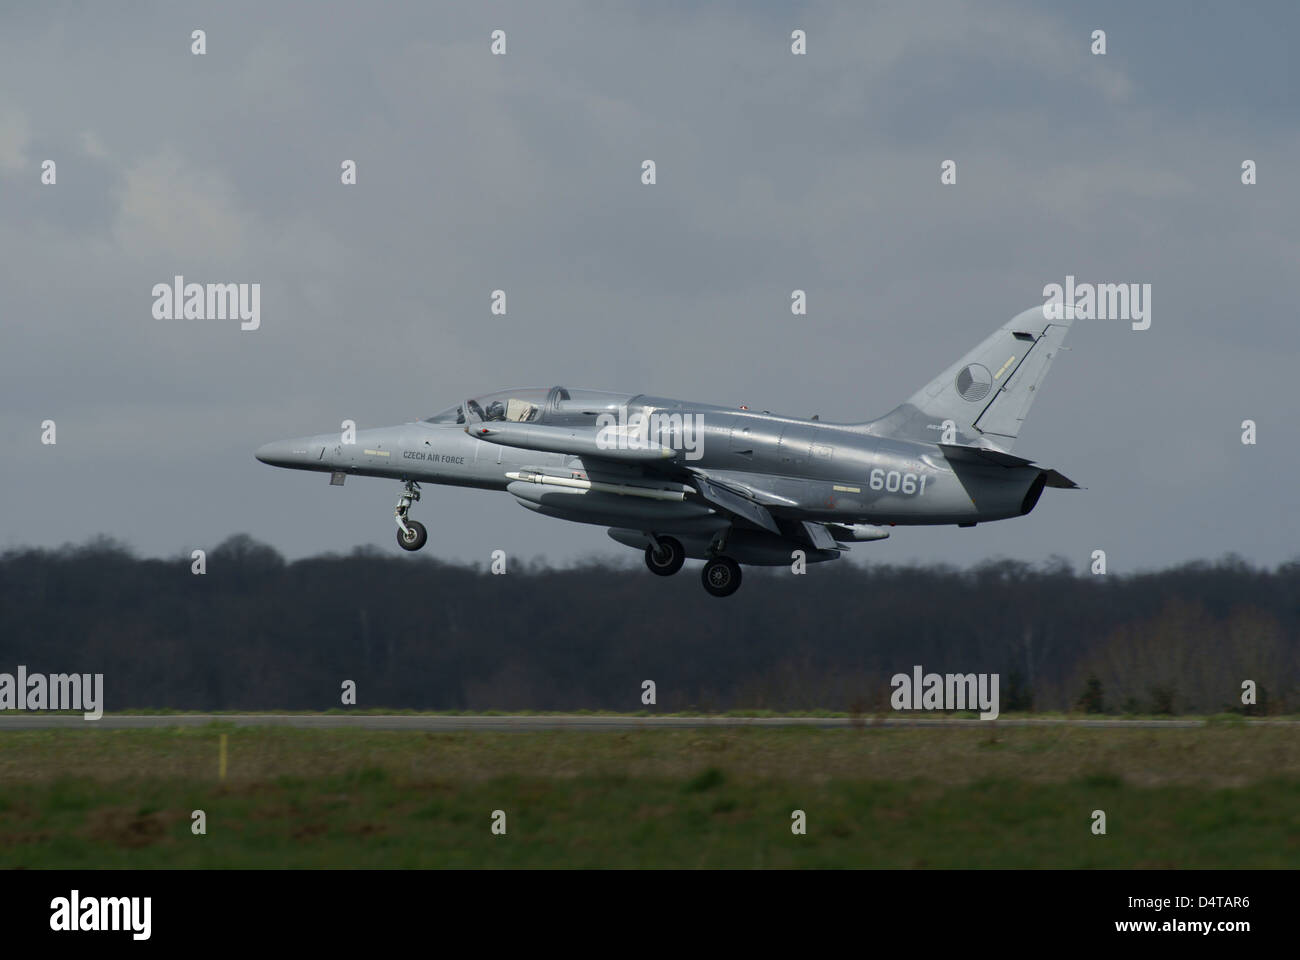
2, 714, 1294, 731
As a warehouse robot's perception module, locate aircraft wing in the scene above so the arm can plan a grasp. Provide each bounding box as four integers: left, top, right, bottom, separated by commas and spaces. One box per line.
689, 474, 782, 535
473, 423, 799, 532
689, 472, 857, 550
800, 520, 841, 551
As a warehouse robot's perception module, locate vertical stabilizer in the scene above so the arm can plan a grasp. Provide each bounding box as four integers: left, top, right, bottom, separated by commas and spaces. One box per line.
861, 305, 1073, 452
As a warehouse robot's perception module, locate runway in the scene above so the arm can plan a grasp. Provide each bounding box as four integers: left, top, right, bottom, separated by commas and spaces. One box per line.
1, 714, 1293, 731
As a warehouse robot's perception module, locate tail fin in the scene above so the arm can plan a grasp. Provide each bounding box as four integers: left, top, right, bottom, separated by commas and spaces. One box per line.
861, 305, 1073, 452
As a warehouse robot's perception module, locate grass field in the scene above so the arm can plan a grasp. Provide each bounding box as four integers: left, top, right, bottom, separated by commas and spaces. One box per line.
2, 723, 1298, 867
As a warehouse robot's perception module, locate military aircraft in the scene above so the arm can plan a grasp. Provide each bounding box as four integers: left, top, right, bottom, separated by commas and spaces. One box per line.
256, 305, 1078, 596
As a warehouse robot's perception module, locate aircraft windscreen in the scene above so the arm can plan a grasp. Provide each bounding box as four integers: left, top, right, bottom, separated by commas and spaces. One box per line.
424, 404, 465, 424
460, 387, 639, 427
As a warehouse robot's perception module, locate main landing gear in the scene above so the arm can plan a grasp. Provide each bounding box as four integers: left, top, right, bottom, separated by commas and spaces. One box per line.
701, 556, 742, 597
395, 480, 427, 551
642, 531, 743, 597
644, 535, 686, 576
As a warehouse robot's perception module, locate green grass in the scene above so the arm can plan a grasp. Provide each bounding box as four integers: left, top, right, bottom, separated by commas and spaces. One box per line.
73, 708, 861, 717
51, 706, 1300, 716
2, 726, 1298, 867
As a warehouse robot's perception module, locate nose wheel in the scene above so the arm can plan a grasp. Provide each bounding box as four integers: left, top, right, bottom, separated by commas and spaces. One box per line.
395, 481, 428, 552
397, 520, 427, 551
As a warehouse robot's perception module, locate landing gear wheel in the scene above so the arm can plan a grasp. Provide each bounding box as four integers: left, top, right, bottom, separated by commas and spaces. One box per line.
394, 480, 425, 551
644, 536, 685, 577
397, 520, 427, 551
701, 556, 742, 597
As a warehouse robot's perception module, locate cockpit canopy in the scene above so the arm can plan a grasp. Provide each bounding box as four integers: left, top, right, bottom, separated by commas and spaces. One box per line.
430, 386, 640, 428
465, 387, 550, 425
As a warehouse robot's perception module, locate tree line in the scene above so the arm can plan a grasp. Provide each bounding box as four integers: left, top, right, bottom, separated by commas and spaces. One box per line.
1, 535, 1296, 714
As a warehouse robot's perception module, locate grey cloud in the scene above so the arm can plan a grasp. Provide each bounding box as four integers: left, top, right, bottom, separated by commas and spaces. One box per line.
1, 1, 1296, 572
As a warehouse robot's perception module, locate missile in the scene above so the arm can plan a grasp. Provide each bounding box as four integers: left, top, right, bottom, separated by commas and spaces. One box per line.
826, 523, 891, 542
505, 470, 692, 501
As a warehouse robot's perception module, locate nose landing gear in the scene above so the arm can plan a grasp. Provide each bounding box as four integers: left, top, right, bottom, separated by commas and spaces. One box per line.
395, 481, 428, 551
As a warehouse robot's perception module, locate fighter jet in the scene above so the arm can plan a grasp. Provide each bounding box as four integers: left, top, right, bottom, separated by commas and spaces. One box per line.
256, 305, 1078, 596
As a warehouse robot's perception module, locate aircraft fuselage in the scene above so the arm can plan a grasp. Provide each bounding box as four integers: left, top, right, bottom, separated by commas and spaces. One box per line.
256, 305, 1078, 596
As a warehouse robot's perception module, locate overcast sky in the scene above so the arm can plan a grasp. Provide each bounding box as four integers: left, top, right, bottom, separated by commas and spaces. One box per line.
2, 1, 1296, 573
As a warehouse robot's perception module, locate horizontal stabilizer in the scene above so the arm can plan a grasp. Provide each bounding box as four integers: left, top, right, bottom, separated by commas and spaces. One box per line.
1042, 469, 1079, 489
937, 443, 1035, 469
939, 443, 1079, 489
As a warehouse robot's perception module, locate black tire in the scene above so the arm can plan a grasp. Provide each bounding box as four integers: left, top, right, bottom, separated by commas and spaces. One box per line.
396, 520, 428, 551
701, 556, 742, 597
644, 536, 686, 577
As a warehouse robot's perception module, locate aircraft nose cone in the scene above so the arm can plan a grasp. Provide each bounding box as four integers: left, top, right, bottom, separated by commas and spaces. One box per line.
255, 439, 300, 467
256, 434, 334, 470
